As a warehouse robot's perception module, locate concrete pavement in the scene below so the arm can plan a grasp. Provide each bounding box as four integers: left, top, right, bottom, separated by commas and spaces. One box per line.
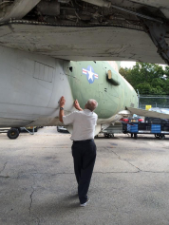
1, 127, 169, 225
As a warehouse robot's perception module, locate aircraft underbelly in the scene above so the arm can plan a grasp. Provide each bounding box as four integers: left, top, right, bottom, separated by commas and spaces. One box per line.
0, 23, 165, 64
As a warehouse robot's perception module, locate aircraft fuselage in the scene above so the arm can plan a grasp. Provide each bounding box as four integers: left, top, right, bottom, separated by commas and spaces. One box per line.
0, 46, 138, 129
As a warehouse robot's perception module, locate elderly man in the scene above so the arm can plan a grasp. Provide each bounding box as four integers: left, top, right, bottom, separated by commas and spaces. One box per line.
59, 96, 98, 207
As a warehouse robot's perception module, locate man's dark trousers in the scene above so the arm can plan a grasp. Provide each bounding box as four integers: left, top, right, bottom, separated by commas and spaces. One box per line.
72, 139, 96, 204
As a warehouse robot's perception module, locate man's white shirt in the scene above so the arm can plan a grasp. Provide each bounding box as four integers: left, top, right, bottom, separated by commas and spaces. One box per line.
63, 109, 98, 141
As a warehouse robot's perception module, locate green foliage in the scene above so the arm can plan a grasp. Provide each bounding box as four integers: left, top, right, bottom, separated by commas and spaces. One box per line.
119, 62, 169, 94
151, 78, 164, 88
136, 82, 151, 94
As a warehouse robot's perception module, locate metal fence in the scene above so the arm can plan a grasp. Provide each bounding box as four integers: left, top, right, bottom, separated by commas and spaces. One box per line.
139, 95, 169, 109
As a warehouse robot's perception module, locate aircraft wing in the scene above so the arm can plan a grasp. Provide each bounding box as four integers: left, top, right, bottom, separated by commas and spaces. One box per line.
0, 0, 169, 64
0, 24, 164, 63
127, 107, 169, 120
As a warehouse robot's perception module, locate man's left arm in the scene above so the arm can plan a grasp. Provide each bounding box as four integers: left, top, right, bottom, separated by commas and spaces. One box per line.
59, 96, 66, 123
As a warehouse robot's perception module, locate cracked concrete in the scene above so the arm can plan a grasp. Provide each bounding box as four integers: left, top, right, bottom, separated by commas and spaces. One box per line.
0, 162, 7, 174
1, 127, 169, 225
111, 149, 142, 172
29, 187, 35, 212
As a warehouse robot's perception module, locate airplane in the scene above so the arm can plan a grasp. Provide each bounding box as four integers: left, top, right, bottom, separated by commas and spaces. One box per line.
1, 45, 169, 139
0, 46, 138, 137
1, 0, 169, 138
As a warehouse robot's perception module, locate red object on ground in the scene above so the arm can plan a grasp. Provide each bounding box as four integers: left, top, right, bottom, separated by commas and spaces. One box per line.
120, 118, 129, 122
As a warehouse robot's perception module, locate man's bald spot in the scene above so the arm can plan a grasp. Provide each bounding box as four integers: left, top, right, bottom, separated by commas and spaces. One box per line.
85, 99, 98, 111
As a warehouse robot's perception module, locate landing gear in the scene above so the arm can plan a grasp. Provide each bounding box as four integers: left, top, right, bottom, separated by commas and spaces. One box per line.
7, 128, 20, 139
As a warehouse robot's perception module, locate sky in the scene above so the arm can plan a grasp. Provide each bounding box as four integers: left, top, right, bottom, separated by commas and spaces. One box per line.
121, 61, 136, 68
120, 61, 166, 69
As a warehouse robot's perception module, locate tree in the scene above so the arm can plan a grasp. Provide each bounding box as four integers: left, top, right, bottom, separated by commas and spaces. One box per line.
120, 62, 169, 94
136, 82, 151, 94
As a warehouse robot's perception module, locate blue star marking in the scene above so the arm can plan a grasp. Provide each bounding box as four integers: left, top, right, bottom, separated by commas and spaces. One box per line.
82, 66, 99, 84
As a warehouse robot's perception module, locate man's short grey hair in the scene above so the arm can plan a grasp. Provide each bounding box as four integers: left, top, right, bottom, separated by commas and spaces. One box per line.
86, 99, 98, 111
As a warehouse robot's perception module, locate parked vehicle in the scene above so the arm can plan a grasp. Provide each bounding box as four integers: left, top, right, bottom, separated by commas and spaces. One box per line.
0, 126, 39, 139
57, 126, 69, 133
129, 114, 144, 123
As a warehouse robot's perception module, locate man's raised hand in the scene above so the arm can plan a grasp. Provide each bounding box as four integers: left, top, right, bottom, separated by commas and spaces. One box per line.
60, 96, 66, 108
74, 99, 82, 111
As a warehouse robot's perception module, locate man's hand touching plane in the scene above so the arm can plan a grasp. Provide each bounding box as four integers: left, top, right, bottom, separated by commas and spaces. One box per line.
74, 99, 83, 111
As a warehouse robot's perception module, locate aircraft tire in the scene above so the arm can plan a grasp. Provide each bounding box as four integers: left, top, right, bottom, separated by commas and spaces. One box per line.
7, 128, 19, 139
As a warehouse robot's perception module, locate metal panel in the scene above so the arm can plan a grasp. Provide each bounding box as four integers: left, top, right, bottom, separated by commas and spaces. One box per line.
0, 24, 164, 63
33, 62, 54, 83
